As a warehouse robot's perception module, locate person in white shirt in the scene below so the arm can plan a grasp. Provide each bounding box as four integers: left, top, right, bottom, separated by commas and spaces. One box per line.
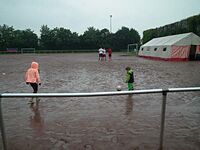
102, 48, 106, 61
98, 48, 104, 61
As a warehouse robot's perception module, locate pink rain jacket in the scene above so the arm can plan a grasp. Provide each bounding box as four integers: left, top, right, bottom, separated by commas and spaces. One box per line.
25, 62, 41, 83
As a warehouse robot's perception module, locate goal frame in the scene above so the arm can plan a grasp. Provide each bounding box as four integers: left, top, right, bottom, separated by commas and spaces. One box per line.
21, 48, 36, 54
127, 43, 139, 53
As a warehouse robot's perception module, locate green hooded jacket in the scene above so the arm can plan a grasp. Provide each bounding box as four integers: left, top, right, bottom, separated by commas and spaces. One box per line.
125, 69, 134, 83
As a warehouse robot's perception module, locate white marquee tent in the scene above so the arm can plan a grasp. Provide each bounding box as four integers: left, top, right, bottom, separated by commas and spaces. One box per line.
138, 32, 200, 61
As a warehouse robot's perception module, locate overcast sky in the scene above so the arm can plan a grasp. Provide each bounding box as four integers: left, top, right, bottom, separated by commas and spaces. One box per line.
0, 0, 200, 37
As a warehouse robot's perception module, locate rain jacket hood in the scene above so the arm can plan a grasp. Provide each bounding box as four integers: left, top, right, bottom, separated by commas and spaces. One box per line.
126, 69, 134, 83
31, 61, 39, 70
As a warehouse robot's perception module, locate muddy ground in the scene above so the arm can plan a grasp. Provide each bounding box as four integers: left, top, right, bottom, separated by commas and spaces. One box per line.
0, 53, 199, 150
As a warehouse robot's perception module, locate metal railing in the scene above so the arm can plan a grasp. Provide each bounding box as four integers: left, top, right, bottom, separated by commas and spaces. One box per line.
0, 87, 200, 150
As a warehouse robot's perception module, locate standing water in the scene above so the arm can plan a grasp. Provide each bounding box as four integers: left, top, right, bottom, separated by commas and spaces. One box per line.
0, 53, 199, 150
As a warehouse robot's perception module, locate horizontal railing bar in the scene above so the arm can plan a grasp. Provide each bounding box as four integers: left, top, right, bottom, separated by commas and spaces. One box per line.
1, 89, 163, 98
168, 87, 200, 92
1, 87, 200, 98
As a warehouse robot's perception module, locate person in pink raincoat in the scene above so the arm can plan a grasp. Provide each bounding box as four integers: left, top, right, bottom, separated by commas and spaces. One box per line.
25, 61, 41, 103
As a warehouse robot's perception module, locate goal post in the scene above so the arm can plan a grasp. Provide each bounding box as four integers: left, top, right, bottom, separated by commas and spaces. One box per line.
127, 43, 139, 53
21, 48, 36, 54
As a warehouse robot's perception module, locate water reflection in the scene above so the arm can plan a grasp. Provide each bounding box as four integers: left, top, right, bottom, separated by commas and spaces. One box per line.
125, 95, 134, 115
29, 99, 45, 135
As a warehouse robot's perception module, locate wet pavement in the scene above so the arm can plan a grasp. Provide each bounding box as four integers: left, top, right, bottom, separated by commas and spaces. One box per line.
0, 53, 200, 150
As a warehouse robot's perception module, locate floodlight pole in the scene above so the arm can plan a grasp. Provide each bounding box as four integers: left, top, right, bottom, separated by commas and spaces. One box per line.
110, 15, 112, 33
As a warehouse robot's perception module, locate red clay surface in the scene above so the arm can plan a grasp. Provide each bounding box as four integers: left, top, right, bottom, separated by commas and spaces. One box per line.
0, 53, 200, 150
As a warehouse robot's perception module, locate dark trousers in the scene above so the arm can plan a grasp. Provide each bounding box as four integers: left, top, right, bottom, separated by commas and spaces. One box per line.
30, 83, 38, 93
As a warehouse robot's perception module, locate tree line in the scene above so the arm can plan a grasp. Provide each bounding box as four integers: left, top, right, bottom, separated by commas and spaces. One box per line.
0, 24, 140, 51
142, 14, 200, 44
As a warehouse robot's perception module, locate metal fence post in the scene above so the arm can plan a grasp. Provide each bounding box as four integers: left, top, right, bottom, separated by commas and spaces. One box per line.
159, 90, 167, 150
0, 97, 7, 150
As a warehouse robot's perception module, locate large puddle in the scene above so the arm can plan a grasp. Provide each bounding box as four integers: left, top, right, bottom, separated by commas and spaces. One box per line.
0, 53, 199, 150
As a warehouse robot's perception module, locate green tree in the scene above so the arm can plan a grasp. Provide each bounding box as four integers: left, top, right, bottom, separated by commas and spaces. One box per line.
13, 29, 38, 49
0, 24, 15, 50
0, 25, 38, 50
99, 28, 111, 48
20, 29, 38, 48
142, 14, 200, 44
143, 29, 157, 44
40, 25, 80, 50
40, 25, 53, 49
113, 26, 140, 50
81, 27, 100, 49
54, 27, 79, 50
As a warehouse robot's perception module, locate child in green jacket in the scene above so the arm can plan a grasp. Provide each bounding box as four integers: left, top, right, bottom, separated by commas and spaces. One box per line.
125, 67, 134, 90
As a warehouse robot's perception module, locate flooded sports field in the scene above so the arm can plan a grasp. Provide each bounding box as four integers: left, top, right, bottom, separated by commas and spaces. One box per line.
0, 53, 199, 150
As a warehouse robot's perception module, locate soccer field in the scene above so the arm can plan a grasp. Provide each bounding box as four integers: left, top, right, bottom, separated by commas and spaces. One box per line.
0, 53, 199, 150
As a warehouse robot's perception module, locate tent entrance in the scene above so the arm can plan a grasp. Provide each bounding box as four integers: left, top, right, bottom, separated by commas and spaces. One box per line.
189, 45, 196, 60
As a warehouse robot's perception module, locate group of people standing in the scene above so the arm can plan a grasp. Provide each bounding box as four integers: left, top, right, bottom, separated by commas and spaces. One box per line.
98, 48, 112, 61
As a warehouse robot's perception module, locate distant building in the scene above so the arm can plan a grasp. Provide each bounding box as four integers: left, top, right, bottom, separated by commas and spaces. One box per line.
138, 32, 200, 61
